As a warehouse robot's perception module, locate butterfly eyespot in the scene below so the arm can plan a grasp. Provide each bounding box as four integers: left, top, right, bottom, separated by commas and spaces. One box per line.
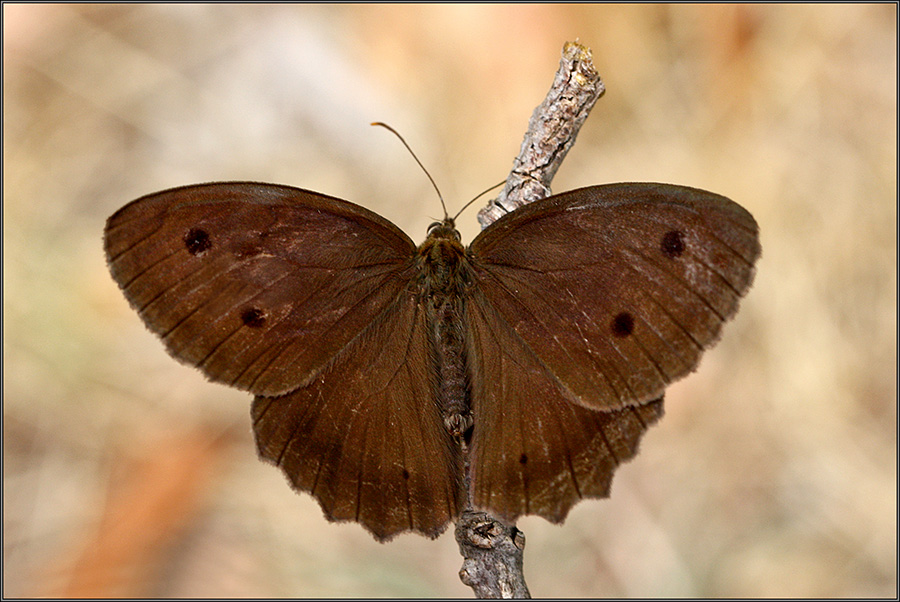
240, 308, 267, 328
660, 230, 685, 258
611, 312, 635, 337
402, 469, 410, 480
184, 228, 212, 255
519, 453, 528, 465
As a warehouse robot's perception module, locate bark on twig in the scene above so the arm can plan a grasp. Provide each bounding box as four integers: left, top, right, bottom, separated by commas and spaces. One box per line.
455, 41, 605, 599
478, 41, 605, 228
456, 512, 529, 599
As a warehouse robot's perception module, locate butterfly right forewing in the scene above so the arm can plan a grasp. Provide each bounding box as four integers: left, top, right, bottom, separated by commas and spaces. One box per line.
467, 183, 760, 412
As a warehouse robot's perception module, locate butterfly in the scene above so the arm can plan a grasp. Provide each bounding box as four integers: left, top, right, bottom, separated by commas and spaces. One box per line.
104, 180, 760, 541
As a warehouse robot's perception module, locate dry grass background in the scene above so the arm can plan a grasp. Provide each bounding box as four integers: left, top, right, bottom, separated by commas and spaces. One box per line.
3, 4, 896, 598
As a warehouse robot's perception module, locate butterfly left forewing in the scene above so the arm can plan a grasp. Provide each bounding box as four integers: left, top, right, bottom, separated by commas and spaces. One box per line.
104, 182, 417, 397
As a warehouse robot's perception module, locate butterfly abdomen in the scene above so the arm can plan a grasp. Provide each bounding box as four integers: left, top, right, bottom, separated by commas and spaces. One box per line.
417, 221, 473, 440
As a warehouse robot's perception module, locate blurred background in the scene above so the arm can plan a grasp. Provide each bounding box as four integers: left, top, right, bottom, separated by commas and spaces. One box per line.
3, 4, 896, 598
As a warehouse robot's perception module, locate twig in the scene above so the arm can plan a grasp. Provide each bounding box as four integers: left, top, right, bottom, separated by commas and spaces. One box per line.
456, 512, 529, 599
477, 41, 605, 228
456, 41, 605, 599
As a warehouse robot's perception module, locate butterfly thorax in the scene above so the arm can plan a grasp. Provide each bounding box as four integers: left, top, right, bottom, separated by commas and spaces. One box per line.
416, 219, 473, 440
417, 219, 468, 297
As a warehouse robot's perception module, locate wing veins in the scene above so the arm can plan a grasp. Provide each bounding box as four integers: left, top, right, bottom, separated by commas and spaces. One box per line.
241, 269, 409, 392
479, 266, 640, 402
121, 246, 183, 291
628, 248, 728, 322
106, 218, 170, 263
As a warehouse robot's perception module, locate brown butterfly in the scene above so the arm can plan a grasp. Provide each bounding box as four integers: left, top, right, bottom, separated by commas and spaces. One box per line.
104, 180, 760, 541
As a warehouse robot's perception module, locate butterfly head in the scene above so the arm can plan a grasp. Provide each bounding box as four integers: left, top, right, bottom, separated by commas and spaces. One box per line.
426, 218, 461, 242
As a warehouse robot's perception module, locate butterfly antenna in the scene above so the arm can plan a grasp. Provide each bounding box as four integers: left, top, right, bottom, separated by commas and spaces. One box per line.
453, 180, 506, 221
371, 122, 448, 219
